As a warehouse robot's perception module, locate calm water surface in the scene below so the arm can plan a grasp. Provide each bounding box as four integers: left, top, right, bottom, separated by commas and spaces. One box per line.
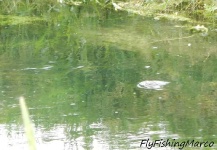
1, 4, 217, 150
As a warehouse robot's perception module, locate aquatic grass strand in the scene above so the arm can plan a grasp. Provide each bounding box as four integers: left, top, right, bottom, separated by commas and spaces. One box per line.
19, 97, 37, 150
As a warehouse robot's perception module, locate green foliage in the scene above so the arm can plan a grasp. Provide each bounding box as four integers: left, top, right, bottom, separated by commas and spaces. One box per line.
118, 0, 217, 23
0, 0, 216, 24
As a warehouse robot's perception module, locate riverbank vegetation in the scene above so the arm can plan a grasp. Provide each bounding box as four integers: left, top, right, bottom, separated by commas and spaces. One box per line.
0, 0, 216, 25
118, 0, 217, 24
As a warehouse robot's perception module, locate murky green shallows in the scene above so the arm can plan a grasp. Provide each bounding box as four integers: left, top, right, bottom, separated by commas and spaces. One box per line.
1, 1, 217, 150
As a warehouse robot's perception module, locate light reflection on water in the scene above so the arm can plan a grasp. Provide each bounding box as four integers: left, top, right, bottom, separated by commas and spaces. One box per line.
0, 124, 81, 150
0, 121, 182, 150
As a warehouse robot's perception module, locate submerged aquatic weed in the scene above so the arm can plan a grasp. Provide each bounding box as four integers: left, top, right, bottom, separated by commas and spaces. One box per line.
19, 97, 37, 150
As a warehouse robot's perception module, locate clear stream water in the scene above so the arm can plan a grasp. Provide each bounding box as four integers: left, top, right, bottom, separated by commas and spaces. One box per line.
0, 4, 217, 150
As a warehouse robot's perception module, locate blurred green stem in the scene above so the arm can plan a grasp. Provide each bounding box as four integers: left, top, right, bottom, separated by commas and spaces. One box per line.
19, 97, 37, 150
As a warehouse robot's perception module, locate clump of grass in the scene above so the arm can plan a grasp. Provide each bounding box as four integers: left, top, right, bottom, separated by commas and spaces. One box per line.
19, 96, 37, 150
117, 0, 217, 24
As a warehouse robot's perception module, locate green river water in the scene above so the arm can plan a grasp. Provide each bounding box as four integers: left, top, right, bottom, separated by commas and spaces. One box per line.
0, 4, 217, 150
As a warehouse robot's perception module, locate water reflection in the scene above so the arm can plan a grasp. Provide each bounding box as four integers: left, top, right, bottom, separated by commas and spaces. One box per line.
1, 3, 217, 150
0, 121, 181, 150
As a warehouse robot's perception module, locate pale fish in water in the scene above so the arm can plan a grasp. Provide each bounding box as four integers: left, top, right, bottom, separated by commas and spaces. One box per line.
137, 80, 170, 90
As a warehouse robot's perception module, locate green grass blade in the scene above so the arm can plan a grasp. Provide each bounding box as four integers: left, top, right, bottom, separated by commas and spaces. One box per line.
19, 96, 37, 150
